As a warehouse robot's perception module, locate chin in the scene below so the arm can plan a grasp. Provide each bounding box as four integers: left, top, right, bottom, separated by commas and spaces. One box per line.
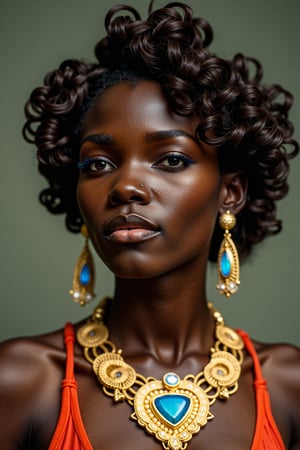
111, 265, 161, 280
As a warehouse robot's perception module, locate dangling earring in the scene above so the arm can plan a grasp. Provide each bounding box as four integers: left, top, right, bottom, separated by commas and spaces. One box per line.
69, 224, 96, 306
216, 210, 240, 298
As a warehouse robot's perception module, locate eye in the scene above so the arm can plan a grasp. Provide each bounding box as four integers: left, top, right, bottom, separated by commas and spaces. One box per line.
78, 157, 116, 173
155, 153, 195, 171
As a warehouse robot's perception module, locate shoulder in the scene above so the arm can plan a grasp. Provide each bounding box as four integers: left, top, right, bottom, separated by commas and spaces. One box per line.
0, 329, 66, 386
254, 340, 300, 447
255, 340, 300, 393
0, 329, 66, 448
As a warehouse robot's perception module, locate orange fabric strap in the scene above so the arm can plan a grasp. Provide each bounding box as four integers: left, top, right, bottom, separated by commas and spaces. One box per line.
48, 323, 93, 450
237, 329, 285, 450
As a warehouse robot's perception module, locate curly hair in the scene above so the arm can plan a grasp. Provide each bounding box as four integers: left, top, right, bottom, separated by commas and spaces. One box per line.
23, 1, 298, 261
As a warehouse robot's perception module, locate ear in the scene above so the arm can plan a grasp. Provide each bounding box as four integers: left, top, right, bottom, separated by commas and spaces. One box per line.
218, 172, 248, 215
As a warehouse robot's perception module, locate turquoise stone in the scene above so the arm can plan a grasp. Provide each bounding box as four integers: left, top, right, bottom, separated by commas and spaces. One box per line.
80, 263, 91, 286
154, 394, 191, 426
220, 250, 231, 278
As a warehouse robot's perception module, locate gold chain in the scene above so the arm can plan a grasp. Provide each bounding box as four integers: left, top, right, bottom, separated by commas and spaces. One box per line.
77, 297, 244, 450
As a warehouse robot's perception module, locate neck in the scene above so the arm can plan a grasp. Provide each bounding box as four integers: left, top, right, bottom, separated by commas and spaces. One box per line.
106, 260, 215, 366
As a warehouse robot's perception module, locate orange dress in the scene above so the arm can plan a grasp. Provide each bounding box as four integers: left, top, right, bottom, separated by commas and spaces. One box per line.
48, 324, 286, 450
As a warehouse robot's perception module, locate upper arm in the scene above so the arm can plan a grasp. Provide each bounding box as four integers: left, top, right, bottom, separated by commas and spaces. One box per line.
284, 346, 300, 449
0, 337, 63, 449
262, 343, 300, 449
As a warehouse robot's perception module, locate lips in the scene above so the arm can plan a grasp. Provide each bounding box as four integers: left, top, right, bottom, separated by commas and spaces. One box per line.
104, 213, 161, 243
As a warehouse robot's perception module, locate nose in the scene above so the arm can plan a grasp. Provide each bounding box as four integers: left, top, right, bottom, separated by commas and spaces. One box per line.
108, 172, 151, 206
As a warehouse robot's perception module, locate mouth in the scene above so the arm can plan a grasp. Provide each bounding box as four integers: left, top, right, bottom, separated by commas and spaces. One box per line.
104, 213, 161, 243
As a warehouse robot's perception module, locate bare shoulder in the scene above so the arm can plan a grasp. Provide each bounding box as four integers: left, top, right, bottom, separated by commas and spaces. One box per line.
0, 329, 66, 380
255, 339, 300, 393
0, 328, 66, 385
0, 329, 66, 449
255, 340, 300, 448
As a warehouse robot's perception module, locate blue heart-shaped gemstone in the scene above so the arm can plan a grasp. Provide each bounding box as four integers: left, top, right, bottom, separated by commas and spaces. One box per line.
153, 394, 191, 426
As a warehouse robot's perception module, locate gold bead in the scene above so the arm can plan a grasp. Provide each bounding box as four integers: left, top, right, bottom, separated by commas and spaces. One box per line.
219, 210, 236, 230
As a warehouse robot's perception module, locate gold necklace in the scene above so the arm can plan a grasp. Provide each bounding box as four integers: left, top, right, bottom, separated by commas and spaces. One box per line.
77, 298, 244, 450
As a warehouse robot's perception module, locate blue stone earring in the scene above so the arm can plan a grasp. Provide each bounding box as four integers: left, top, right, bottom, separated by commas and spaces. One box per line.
69, 224, 96, 306
216, 211, 240, 298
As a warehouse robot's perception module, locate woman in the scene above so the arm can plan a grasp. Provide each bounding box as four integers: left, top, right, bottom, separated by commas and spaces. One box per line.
0, 1, 299, 449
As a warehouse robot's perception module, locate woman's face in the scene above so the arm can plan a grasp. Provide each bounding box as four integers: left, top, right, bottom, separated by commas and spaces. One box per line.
77, 80, 227, 278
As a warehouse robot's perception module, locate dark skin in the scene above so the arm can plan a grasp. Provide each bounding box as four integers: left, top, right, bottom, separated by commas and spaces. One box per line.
0, 81, 299, 449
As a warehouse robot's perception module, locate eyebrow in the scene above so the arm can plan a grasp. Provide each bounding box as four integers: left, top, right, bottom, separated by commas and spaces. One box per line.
80, 129, 197, 147
144, 129, 197, 143
80, 134, 113, 146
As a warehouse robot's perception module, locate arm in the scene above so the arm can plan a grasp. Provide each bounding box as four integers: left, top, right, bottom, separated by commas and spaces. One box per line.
0, 336, 63, 449
283, 346, 300, 450
262, 343, 300, 450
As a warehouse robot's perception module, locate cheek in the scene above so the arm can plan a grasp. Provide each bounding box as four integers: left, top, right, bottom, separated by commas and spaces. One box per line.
76, 180, 103, 226
166, 172, 220, 224
161, 173, 221, 252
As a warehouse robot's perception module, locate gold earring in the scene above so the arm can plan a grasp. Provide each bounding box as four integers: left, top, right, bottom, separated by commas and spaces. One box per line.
69, 224, 96, 306
216, 211, 240, 298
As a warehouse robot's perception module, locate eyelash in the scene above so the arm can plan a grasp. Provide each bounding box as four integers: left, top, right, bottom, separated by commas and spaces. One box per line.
78, 157, 115, 172
78, 153, 195, 174
155, 153, 195, 170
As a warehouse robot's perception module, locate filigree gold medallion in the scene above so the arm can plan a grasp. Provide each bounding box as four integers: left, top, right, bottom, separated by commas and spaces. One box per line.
132, 373, 212, 450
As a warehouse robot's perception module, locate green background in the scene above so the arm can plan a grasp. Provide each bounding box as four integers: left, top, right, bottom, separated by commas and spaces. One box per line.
1, 0, 299, 344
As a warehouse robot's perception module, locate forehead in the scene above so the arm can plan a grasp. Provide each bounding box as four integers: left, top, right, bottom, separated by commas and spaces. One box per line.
81, 80, 200, 136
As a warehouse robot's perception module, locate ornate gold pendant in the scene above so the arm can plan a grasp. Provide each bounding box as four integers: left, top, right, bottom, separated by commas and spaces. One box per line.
132, 372, 212, 450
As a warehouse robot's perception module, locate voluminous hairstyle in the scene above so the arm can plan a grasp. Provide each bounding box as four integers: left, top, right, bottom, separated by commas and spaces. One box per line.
23, 1, 298, 262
